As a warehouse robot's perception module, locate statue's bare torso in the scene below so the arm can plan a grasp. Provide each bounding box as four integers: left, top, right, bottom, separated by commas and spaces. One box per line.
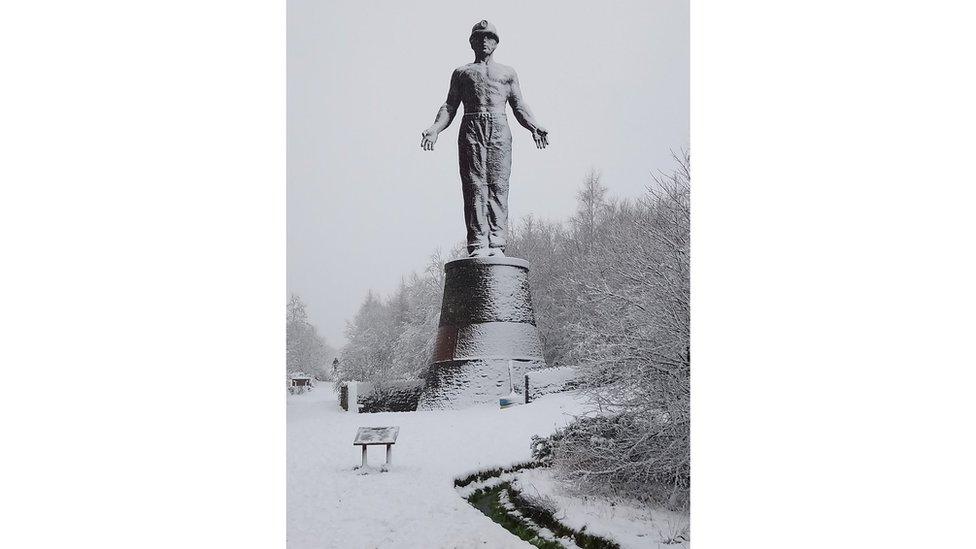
421, 26, 548, 149
452, 62, 517, 113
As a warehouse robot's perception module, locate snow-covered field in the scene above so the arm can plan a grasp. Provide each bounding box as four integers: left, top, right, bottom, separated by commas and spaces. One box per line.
287, 386, 677, 548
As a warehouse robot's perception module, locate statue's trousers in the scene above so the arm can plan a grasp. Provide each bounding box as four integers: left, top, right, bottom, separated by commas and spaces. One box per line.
457, 112, 512, 254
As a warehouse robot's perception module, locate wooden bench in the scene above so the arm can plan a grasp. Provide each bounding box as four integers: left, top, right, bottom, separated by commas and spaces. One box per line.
353, 426, 399, 469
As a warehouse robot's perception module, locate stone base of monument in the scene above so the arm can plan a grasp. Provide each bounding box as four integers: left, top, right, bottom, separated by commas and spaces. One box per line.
417, 256, 547, 410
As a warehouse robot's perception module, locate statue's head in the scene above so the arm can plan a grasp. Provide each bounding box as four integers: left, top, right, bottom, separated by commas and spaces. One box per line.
469, 20, 499, 56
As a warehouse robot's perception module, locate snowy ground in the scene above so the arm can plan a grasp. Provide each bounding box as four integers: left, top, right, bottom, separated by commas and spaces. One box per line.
287, 386, 673, 548
512, 469, 690, 549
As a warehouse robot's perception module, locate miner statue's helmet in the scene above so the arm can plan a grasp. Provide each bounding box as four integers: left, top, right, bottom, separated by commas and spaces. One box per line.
469, 20, 499, 43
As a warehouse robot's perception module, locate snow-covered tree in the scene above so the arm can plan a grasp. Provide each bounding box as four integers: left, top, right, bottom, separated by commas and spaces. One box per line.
551, 151, 691, 509
286, 294, 336, 380
337, 291, 391, 383
337, 249, 459, 387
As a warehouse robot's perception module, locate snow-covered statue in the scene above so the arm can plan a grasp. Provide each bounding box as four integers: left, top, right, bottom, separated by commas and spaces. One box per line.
417, 21, 549, 410
420, 20, 549, 258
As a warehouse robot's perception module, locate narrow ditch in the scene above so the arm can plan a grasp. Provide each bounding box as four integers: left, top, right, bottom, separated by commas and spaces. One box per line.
456, 464, 620, 549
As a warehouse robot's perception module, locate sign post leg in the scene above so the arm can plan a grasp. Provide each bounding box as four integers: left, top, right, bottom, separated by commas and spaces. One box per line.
361, 445, 367, 468
386, 444, 392, 466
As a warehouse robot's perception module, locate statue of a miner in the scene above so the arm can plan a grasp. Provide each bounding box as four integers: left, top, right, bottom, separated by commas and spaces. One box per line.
421, 20, 549, 258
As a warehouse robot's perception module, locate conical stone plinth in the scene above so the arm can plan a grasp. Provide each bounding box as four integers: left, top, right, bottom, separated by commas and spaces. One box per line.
417, 256, 546, 410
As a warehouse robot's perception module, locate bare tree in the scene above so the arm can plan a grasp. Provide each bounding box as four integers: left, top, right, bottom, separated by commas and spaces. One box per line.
572, 168, 608, 255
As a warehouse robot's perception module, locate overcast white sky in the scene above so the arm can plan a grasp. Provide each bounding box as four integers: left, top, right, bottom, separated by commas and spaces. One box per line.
288, 0, 688, 346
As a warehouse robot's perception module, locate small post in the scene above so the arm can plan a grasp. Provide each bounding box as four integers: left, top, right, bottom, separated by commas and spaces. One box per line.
507, 359, 515, 393
524, 374, 530, 404
386, 444, 392, 466
348, 381, 359, 414
361, 445, 367, 468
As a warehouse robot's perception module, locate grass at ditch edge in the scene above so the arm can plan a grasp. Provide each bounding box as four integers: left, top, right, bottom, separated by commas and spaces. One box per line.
467, 482, 567, 549
465, 478, 620, 549
454, 460, 542, 488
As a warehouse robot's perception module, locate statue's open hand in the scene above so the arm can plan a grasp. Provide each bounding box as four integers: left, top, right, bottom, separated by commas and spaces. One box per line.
532, 127, 549, 149
421, 129, 438, 151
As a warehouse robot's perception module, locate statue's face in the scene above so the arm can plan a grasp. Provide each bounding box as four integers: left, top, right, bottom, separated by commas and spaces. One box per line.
470, 34, 498, 56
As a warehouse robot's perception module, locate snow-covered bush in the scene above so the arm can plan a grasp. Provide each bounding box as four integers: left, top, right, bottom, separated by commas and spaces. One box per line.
358, 380, 424, 412
525, 366, 576, 399
530, 434, 555, 466
544, 412, 689, 509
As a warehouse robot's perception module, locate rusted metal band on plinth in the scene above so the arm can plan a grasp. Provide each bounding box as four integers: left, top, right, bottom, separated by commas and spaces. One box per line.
432, 325, 458, 363
421, 256, 549, 410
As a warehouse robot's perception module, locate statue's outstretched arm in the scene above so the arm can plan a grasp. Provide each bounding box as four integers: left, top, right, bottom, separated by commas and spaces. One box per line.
508, 71, 548, 149
421, 70, 462, 151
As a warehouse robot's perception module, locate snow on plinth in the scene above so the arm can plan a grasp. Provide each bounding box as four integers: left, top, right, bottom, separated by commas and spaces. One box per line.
420, 257, 548, 410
